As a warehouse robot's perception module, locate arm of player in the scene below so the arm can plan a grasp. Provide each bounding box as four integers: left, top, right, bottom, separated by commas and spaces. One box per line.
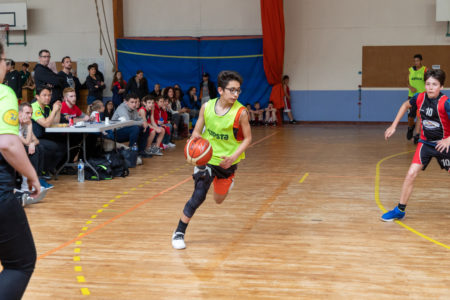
385, 100, 412, 140
219, 110, 252, 169
0, 135, 40, 197
138, 109, 149, 130
36, 101, 62, 128
191, 103, 206, 140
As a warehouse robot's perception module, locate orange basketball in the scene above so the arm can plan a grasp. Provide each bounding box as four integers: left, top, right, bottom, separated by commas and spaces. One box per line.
184, 137, 213, 166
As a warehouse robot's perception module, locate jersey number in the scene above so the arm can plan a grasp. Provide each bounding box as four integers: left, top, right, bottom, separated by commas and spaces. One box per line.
425, 108, 433, 117
441, 159, 450, 167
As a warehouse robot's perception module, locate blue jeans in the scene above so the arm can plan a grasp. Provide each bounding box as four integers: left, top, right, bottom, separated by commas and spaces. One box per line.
0, 192, 36, 299
106, 125, 149, 152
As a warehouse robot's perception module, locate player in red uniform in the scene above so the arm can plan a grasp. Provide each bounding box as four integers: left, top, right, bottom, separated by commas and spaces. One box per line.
382, 69, 450, 221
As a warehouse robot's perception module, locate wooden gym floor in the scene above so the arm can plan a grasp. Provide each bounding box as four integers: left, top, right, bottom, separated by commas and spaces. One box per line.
21, 124, 450, 299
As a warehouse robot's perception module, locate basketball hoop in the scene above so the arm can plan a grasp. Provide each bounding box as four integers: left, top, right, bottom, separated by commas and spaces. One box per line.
0, 24, 9, 46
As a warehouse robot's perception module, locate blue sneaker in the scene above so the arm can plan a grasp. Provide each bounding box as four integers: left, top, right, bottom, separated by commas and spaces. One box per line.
381, 207, 405, 222
39, 178, 54, 189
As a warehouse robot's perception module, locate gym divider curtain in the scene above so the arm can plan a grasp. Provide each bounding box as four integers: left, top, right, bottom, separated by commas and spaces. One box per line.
116, 37, 272, 106
260, 0, 285, 85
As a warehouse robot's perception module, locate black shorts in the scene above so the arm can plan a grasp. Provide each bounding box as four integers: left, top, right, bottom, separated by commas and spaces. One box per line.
412, 142, 450, 171
207, 164, 237, 179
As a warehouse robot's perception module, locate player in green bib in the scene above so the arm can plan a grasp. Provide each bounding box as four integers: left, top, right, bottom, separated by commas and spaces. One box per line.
0, 42, 40, 299
407, 54, 427, 142
172, 70, 252, 250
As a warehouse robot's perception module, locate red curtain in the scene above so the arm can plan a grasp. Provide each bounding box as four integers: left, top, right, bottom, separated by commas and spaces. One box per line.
260, 0, 285, 85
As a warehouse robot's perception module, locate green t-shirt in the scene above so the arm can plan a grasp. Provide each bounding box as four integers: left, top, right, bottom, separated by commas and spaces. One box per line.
31, 100, 52, 138
409, 66, 427, 97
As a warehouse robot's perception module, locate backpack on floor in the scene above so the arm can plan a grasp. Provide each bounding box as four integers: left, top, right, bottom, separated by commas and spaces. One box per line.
104, 151, 130, 178
85, 157, 113, 180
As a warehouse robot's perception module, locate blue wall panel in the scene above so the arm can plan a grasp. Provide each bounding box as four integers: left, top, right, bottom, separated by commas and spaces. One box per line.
289, 90, 409, 122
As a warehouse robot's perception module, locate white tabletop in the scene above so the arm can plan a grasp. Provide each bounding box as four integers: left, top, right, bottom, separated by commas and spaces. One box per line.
45, 120, 143, 133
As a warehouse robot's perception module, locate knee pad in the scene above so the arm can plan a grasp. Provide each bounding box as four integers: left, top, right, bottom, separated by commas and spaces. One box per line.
183, 166, 213, 218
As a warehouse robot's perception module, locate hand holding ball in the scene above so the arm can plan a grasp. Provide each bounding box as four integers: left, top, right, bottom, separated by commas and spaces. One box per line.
184, 137, 213, 166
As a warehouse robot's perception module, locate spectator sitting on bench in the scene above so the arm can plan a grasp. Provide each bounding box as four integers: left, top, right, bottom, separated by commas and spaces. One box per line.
107, 93, 151, 157
31, 87, 66, 177
18, 102, 53, 190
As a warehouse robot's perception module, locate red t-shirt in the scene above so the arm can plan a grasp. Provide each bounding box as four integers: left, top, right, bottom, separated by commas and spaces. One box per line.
61, 101, 83, 118
138, 106, 152, 123
153, 105, 168, 124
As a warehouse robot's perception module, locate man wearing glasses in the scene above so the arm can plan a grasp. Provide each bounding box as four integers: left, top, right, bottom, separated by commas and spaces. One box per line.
34, 49, 66, 106
171, 70, 252, 250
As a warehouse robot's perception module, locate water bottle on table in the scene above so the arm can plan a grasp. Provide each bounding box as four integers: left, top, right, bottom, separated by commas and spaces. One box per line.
78, 159, 85, 182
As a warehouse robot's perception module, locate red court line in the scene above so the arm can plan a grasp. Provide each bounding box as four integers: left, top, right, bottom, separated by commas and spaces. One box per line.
248, 132, 278, 147
36, 132, 278, 261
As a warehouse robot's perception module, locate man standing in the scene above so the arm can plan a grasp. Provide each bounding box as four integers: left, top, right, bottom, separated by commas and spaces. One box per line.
34, 49, 66, 106
199, 72, 217, 105
58, 56, 82, 101
407, 54, 427, 143
126, 70, 149, 100
19, 63, 30, 87
3, 59, 22, 100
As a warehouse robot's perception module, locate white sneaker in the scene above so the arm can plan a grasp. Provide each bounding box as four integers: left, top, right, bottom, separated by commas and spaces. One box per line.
136, 156, 143, 165
162, 144, 169, 150
168, 142, 176, 148
171, 232, 186, 249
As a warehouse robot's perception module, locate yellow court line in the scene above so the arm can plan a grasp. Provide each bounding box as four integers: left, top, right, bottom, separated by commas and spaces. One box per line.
117, 49, 263, 60
299, 172, 309, 183
375, 150, 450, 250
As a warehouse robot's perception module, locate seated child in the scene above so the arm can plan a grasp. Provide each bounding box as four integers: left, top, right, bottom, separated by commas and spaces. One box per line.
265, 101, 277, 126
87, 100, 105, 121
138, 96, 164, 156
250, 102, 265, 125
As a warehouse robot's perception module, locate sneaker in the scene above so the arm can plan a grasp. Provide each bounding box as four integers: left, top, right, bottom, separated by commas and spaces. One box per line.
139, 151, 152, 158
381, 206, 405, 222
413, 134, 419, 145
17, 187, 48, 207
136, 156, 143, 165
289, 120, 297, 124
407, 125, 415, 140
40, 172, 52, 180
151, 147, 163, 156
144, 148, 154, 156
162, 144, 169, 150
39, 178, 54, 189
168, 142, 176, 148
172, 231, 186, 249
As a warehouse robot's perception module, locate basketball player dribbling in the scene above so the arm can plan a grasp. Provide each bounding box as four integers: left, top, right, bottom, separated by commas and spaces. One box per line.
171, 70, 252, 250
382, 69, 450, 221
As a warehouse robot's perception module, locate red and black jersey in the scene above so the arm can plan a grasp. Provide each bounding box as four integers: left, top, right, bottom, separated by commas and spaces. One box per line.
410, 92, 450, 143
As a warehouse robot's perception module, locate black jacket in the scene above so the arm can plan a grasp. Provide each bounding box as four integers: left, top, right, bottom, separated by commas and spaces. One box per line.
199, 80, 217, 100
126, 76, 149, 100
58, 71, 82, 100
4, 70, 22, 99
85, 75, 105, 99
34, 64, 66, 105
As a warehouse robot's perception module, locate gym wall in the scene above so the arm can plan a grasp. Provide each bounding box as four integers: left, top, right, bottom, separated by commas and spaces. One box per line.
284, 0, 450, 121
